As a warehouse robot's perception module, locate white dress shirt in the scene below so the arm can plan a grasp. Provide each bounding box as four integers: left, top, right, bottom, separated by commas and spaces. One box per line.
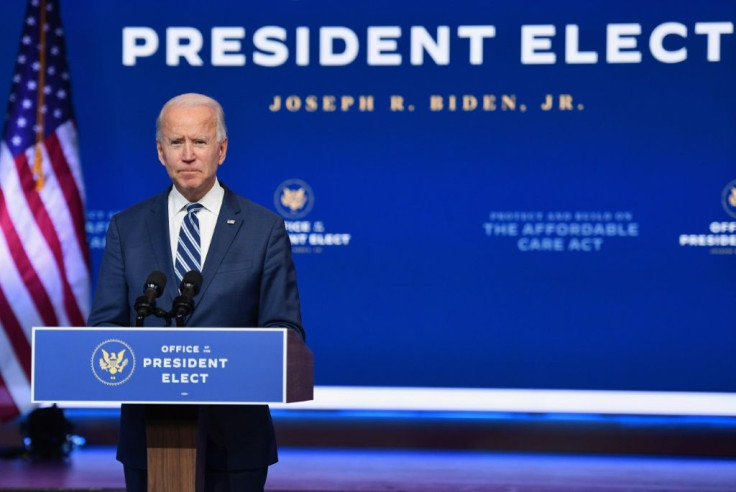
168, 179, 224, 271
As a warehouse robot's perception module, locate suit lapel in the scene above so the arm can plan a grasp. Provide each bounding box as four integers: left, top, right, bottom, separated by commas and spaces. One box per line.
145, 187, 178, 307
198, 186, 243, 304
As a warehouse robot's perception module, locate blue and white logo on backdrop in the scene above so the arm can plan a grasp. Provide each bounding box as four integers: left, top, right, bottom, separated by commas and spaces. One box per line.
274, 179, 315, 219
678, 179, 736, 253
274, 178, 352, 254
721, 179, 736, 219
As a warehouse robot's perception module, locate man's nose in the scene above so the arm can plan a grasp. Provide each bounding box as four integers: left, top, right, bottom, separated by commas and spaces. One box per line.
181, 141, 195, 161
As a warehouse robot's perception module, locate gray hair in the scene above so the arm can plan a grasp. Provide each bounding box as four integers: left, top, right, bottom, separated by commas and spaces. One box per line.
155, 93, 228, 143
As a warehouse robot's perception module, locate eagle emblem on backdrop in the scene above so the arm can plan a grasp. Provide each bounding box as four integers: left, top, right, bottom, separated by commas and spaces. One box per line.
91, 339, 136, 386
274, 179, 315, 219
722, 179, 736, 219
281, 187, 307, 213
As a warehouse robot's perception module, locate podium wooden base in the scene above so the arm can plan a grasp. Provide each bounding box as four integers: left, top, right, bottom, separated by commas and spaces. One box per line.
146, 405, 205, 492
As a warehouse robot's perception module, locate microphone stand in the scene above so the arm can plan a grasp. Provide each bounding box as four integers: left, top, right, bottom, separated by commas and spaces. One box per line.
170, 271, 203, 327
154, 308, 173, 327
134, 271, 169, 327
134, 294, 193, 327
172, 296, 195, 327
134, 295, 153, 327
134, 296, 173, 327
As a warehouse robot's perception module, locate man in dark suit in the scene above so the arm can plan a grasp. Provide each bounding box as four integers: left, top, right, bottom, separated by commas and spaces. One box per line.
88, 93, 304, 492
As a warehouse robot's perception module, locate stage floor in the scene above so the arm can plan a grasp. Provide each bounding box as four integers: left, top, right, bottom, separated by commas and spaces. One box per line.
0, 446, 734, 491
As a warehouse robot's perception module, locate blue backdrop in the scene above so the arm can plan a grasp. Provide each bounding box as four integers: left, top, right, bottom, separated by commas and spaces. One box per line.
2, 1, 735, 394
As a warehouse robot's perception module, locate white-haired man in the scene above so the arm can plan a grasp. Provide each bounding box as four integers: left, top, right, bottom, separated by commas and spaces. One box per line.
89, 93, 304, 492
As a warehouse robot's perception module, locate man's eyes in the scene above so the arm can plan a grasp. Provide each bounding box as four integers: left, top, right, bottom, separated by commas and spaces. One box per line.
169, 139, 208, 146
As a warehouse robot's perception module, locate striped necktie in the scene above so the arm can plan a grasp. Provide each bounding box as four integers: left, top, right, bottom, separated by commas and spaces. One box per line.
174, 203, 204, 284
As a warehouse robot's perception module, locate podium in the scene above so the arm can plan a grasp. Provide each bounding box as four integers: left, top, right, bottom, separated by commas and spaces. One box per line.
32, 327, 313, 492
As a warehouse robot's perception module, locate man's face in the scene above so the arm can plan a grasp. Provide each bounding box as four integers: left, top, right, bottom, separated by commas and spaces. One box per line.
157, 105, 228, 202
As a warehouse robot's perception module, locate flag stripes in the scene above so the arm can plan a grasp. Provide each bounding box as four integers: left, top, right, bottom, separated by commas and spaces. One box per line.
0, 0, 90, 421
0, 283, 32, 378
0, 185, 60, 327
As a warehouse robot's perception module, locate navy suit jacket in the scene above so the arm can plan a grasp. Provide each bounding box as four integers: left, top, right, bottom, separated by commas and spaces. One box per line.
88, 184, 303, 470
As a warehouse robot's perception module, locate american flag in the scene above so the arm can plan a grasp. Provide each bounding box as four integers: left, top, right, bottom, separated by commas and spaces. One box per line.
0, 0, 89, 421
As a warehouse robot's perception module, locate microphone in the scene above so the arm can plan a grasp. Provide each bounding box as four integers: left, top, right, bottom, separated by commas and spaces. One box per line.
134, 271, 167, 325
172, 270, 203, 325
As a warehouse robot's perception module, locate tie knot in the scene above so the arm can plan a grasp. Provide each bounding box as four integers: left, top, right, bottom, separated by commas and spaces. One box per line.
186, 203, 204, 214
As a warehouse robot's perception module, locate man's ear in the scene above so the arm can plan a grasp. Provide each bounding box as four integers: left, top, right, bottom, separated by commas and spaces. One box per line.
217, 138, 229, 165
156, 140, 165, 165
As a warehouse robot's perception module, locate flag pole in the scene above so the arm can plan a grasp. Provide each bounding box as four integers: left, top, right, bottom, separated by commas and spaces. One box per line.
33, 0, 47, 192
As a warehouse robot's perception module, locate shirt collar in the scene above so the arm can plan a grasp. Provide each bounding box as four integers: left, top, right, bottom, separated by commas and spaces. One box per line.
169, 179, 224, 214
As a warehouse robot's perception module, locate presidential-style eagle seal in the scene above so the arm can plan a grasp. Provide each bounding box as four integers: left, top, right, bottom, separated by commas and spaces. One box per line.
274, 178, 314, 219
722, 179, 736, 219
91, 339, 136, 386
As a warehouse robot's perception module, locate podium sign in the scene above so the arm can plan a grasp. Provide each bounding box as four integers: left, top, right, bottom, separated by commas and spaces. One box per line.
31, 327, 312, 405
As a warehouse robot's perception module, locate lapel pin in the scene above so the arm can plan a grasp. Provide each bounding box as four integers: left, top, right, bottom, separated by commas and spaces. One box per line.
226, 219, 235, 225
